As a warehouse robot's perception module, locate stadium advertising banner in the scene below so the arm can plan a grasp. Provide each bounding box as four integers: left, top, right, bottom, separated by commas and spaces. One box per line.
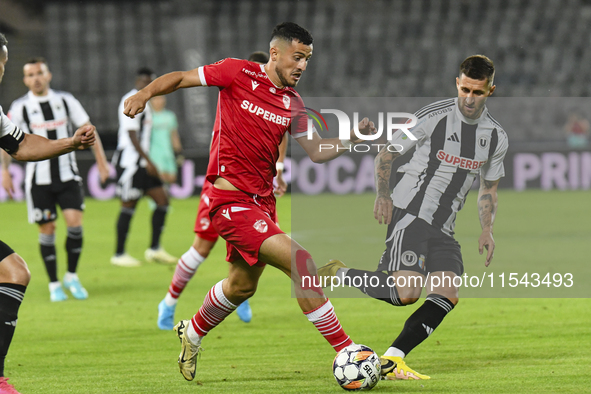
1, 147, 590, 202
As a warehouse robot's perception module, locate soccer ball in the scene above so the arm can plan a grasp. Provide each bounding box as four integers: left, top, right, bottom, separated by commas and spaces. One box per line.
332, 344, 381, 391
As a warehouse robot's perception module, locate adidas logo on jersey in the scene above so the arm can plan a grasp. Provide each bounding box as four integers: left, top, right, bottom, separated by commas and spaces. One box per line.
447, 132, 460, 142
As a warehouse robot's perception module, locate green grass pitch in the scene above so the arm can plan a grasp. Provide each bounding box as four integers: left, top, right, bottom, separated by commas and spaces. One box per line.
0, 190, 589, 393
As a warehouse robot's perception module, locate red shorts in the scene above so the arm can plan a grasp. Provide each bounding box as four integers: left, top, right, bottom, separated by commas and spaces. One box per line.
209, 187, 282, 266
193, 182, 220, 242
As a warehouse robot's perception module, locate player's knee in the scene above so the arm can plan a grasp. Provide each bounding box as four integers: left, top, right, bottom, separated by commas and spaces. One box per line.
39, 221, 56, 234
0, 254, 31, 286
399, 297, 420, 305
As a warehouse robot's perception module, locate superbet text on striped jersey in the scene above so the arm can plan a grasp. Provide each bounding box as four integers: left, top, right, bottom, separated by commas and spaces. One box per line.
199, 58, 308, 196
388, 98, 508, 236
8, 89, 90, 185
0, 106, 24, 154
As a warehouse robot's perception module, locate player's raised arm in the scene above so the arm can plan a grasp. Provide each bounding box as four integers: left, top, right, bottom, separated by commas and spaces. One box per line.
373, 144, 401, 225
123, 69, 203, 119
9, 124, 95, 162
295, 117, 376, 164
477, 177, 499, 267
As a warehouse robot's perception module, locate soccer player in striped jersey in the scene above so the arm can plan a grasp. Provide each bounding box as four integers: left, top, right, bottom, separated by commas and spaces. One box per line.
0, 33, 96, 393
110, 68, 177, 267
319, 55, 508, 380
156, 51, 287, 329
124, 22, 376, 381
1, 58, 110, 302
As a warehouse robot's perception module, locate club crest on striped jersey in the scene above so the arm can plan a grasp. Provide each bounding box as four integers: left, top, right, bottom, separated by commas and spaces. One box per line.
283, 95, 290, 109
478, 135, 490, 149
253, 219, 268, 233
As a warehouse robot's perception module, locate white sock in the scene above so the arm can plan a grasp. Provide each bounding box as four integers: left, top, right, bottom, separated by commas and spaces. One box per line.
64, 272, 78, 282
384, 347, 405, 358
164, 293, 177, 307
186, 321, 203, 346
49, 281, 62, 292
335, 268, 349, 281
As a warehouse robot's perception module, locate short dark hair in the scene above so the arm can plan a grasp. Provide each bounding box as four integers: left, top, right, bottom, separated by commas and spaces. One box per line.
0, 33, 7, 48
271, 22, 313, 46
136, 67, 155, 77
459, 55, 495, 85
26, 57, 48, 66
248, 51, 269, 64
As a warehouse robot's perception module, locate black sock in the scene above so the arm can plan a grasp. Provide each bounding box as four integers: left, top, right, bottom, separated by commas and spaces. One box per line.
66, 226, 83, 273
0, 283, 26, 377
150, 205, 168, 249
39, 233, 57, 283
345, 269, 404, 306
391, 294, 455, 356
116, 207, 135, 255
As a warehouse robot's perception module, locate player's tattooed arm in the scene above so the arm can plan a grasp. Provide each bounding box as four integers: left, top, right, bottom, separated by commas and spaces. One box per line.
373, 143, 400, 225
477, 177, 500, 266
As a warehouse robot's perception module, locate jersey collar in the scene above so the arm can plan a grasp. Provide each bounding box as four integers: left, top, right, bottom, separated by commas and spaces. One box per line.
27, 89, 55, 102
260, 64, 287, 90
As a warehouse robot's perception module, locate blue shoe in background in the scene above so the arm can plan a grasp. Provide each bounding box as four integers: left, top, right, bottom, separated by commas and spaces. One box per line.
236, 299, 252, 323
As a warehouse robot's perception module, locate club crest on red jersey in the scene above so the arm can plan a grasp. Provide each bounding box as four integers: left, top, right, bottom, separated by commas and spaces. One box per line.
283, 95, 291, 109
253, 219, 268, 233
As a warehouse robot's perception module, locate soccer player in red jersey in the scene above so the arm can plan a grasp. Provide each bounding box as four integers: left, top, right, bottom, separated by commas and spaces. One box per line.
156, 51, 286, 329
124, 22, 375, 381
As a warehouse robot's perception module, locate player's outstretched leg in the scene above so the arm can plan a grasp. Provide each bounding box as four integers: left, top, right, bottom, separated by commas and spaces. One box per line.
158, 242, 209, 330
260, 235, 353, 352
318, 261, 412, 306
381, 272, 458, 380
0, 242, 30, 394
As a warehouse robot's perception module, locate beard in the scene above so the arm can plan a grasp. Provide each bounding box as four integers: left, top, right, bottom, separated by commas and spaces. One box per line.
274, 66, 296, 87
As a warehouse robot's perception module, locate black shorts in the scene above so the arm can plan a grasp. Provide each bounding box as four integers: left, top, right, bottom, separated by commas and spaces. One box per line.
27, 179, 85, 224
377, 207, 464, 276
0, 240, 15, 261
115, 165, 163, 202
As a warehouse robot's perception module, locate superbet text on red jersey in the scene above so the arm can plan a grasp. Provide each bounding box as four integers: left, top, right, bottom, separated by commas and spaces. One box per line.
199, 58, 307, 196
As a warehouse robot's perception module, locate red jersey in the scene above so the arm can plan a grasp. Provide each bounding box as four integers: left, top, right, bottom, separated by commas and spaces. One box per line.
199, 58, 307, 196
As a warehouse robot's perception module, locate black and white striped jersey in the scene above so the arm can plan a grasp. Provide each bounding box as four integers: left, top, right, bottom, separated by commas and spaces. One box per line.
0, 106, 24, 154
388, 98, 509, 236
115, 89, 152, 170
8, 90, 90, 185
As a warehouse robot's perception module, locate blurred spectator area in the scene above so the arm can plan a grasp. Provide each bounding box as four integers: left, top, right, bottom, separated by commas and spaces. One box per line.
1, 0, 591, 152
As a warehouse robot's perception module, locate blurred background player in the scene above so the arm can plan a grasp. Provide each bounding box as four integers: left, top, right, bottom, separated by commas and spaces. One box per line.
1, 57, 110, 302
319, 55, 508, 380
0, 32, 96, 394
156, 51, 290, 330
110, 68, 177, 267
149, 95, 183, 187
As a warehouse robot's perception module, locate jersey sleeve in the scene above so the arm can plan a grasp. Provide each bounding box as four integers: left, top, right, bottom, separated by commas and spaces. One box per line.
63, 93, 90, 127
198, 58, 245, 89
0, 108, 25, 154
289, 95, 309, 139
480, 131, 509, 181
